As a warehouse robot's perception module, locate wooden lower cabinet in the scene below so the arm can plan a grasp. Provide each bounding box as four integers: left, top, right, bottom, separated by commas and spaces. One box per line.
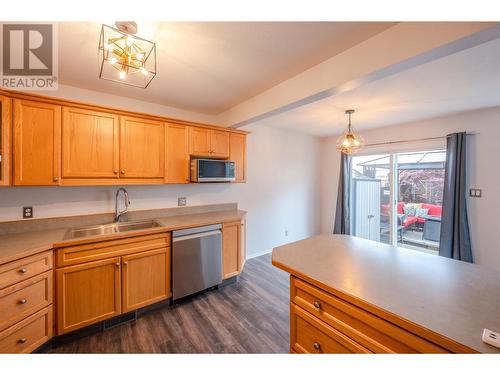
222, 221, 241, 279
56, 257, 122, 335
0, 306, 53, 354
291, 304, 370, 354
56, 234, 171, 335
289, 276, 459, 354
122, 248, 170, 312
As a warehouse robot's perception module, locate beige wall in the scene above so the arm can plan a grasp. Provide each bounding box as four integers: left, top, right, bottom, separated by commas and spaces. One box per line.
320, 106, 500, 272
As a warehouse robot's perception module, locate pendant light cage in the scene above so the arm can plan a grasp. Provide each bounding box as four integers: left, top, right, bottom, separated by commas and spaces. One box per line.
98, 23, 157, 88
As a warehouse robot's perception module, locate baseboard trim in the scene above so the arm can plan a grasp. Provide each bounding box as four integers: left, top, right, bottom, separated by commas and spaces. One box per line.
246, 249, 272, 260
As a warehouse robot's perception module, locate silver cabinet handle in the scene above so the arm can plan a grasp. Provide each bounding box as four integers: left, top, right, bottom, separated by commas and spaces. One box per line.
53, 177, 59, 182
120, 170, 125, 174
19, 268, 27, 274
19, 299, 27, 305
19, 338, 27, 344
115, 263, 120, 267
123, 261, 128, 266
313, 342, 321, 350
313, 301, 321, 309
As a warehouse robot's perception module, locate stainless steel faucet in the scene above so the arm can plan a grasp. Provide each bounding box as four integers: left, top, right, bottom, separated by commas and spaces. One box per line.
115, 188, 130, 222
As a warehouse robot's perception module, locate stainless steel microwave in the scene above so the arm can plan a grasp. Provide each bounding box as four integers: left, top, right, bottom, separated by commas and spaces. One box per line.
190, 159, 236, 182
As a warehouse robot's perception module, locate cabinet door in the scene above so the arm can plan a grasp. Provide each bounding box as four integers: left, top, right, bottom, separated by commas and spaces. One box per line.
211, 130, 230, 158
165, 123, 189, 183
189, 127, 211, 156
62, 107, 119, 178
238, 218, 246, 273
229, 133, 246, 182
222, 221, 240, 279
56, 257, 121, 335
122, 248, 170, 313
120, 116, 164, 178
13, 99, 61, 185
0, 96, 12, 186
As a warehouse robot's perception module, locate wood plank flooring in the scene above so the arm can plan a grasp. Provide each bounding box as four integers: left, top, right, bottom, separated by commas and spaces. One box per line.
45, 253, 290, 353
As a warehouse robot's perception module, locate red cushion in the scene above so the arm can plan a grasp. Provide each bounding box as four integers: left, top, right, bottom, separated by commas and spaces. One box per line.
421, 204, 442, 216
403, 216, 418, 227
397, 202, 405, 214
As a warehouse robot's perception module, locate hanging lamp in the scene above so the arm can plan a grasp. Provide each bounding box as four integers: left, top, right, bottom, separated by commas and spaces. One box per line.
336, 109, 365, 154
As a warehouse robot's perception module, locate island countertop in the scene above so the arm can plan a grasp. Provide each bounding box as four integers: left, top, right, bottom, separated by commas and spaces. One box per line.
272, 234, 500, 353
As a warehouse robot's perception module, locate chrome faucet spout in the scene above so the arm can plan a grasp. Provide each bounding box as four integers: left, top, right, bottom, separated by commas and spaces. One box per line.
115, 188, 130, 222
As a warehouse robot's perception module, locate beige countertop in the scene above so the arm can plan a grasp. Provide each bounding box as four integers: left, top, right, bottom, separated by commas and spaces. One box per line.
0, 209, 246, 265
272, 234, 500, 354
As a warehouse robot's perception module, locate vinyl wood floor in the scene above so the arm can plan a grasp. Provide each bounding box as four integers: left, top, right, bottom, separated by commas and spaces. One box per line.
45, 253, 290, 353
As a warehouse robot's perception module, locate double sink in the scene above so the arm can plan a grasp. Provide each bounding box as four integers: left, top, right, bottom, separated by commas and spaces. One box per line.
64, 220, 162, 240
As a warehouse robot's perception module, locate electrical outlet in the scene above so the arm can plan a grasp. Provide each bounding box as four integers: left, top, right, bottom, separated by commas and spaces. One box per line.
23, 206, 33, 219
482, 329, 500, 349
285, 230, 289, 237
178, 197, 187, 206
469, 188, 482, 198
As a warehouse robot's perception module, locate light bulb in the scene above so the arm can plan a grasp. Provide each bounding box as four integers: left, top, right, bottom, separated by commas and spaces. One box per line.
119, 70, 126, 80
105, 43, 113, 51
140, 67, 149, 76
108, 57, 118, 65
126, 35, 134, 47
136, 53, 144, 60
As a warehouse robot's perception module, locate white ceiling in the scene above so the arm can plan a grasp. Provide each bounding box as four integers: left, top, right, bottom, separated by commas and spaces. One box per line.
58, 22, 395, 114
253, 37, 500, 137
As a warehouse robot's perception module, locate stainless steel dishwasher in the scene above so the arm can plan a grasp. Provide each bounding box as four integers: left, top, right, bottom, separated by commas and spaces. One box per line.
172, 224, 222, 300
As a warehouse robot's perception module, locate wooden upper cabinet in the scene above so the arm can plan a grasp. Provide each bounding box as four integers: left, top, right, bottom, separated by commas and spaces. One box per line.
56, 257, 121, 335
211, 130, 230, 158
165, 123, 189, 183
13, 99, 61, 186
120, 116, 164, 179
62, 107, 119, 179
230, 133, 246, 182
189, 127, 211, 156
0, 96, 12, 186
122, 248, 170, 313
189, 127, 230, 158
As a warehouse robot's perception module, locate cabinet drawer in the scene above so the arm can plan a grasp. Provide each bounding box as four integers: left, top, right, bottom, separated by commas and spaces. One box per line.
0, 271, 53, 331
0, 251, 53, 290
291, 276, 450, 353
291, 304, 370, 354
0, 305, 53, 353
56, 233, 170, 267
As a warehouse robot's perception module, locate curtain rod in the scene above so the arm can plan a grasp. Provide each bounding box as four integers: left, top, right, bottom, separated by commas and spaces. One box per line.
365, 132, 479, 148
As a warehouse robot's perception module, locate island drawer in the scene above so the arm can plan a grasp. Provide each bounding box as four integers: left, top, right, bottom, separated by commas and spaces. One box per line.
291, 304, 371, 354
0, 305, 53, 354
291, 276, 450, 353
0, 251, 53, 290
0, 271, 53, 331
56, 233, 170, 267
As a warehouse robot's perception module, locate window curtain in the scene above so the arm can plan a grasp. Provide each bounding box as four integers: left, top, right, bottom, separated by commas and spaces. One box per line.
333, 153, 351, 234
439, 132, 473, 262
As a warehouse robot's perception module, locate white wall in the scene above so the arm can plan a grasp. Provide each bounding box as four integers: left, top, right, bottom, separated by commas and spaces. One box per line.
0, 120, 321, 258
320, 106, 500, 272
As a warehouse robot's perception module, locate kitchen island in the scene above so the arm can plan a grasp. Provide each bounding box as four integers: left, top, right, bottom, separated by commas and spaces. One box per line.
272, 234, 500, 354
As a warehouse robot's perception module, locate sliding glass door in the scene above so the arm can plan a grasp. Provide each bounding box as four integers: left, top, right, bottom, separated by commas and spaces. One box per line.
350, 150, 446, 254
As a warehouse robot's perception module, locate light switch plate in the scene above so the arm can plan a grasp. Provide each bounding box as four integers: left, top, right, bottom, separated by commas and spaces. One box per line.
178, 197, 187, 206
469, 188, 482, 198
